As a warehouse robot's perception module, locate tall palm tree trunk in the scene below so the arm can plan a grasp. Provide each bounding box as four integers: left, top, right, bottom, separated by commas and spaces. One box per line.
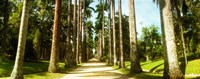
48, 0, 62, 73
111, 0, 117, 66
82, 0, 87, 62
99, 31, 102, 60
73, 0, 78, 66
107, 0, 113, 65
118, 0, 124, 68
101, 0, 105, 61
10, 0, 30, 79
76, 0, 80, 64
129, 0, 142, 73
85, 20, 90, 61
78, 0, 83, 63
157, 1, 169, 78
160, 0, 184, 78
65, 0, 72, 68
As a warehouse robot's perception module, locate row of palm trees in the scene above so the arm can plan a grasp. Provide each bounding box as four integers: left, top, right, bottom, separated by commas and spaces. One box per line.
94, 0, 184, 78
96, 0, 142, 73
10, 0, 184, 79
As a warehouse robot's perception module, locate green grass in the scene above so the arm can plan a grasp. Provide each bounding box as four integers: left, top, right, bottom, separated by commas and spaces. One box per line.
112, 59, 200, 79
121, 60, 164, 73
0, 59, 49, 77
0, 58, 80, 79
140, 60, 164, 73
128, 72, 163, 79
185, 59, 200, 74
0, 59, 14, 77
1, 72, 66, 79
112, 66, 130, 74
123, 59, 200, 75
1, 65, 80, 79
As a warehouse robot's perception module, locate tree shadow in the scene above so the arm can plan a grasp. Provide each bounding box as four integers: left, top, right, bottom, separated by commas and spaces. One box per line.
115, 72, 162, 79
149, 63, 164, 73
73, 70, 161, 79
180, 61, 186, 75
191, 76, 200, 79
59, 65, 81, 74
112, 67, 163, 79
140, 60, 161, 66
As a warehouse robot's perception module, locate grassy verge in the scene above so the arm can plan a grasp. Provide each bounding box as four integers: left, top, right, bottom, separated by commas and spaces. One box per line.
112, 65, 163, 79
124, 59, 200, 74
112, 59, 200, 79
0, 59, 49, 77
0, 58, 80, 79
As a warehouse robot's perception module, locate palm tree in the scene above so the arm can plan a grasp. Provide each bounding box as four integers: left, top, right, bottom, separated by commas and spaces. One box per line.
85, 20, 94, 59
73, 0, 78, 65
118, 0, 124, 68
65, 0, 72, 68
95, 0, 105, 60
10, 0, 30, 79
83, 0, 94, 61
107, 0, 113, 65
152, 0, 169, 77
78, 0, 83, 63
82, 0, 87, 62
159, 0, 184, 78
98, 30, 102, 60
85, 0, 95, 18
76, 0, 80, 64
111, 0, 117, 66
129, 0, 142, 73
101, 0, 105, 61
48, 0, 62, 73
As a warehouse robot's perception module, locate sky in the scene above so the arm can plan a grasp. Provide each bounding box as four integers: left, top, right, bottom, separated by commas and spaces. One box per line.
89, 0, 161, 37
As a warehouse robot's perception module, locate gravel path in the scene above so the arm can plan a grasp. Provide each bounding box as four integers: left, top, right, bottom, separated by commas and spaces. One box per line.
60, 58, 131, 79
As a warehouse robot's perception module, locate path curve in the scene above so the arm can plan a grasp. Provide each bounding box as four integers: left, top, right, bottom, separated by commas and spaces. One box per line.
60, 58, 130, 79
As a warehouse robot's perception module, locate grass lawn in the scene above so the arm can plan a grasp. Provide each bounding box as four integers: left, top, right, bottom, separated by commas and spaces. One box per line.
0, 58, 80, 79
0, 59, 49, 77
112, 59, 200, 79
185, 59, 200, 74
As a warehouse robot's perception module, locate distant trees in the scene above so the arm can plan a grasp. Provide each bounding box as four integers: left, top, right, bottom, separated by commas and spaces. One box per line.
83, 0, 95, 62
1, 0, 9, 59
93, 0, 103, 63
140, 25, 162, 61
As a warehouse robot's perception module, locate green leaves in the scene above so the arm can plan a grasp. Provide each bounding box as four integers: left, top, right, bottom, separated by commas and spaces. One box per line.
139, 24, 162, 60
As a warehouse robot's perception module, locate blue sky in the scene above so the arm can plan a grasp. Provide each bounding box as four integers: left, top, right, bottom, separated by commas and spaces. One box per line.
72, 0, 161, 36
134, 0, 161, 36
89, 0, 161, 37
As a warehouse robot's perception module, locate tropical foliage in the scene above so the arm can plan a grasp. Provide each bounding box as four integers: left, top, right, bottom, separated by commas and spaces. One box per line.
0, 0, 199, 79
